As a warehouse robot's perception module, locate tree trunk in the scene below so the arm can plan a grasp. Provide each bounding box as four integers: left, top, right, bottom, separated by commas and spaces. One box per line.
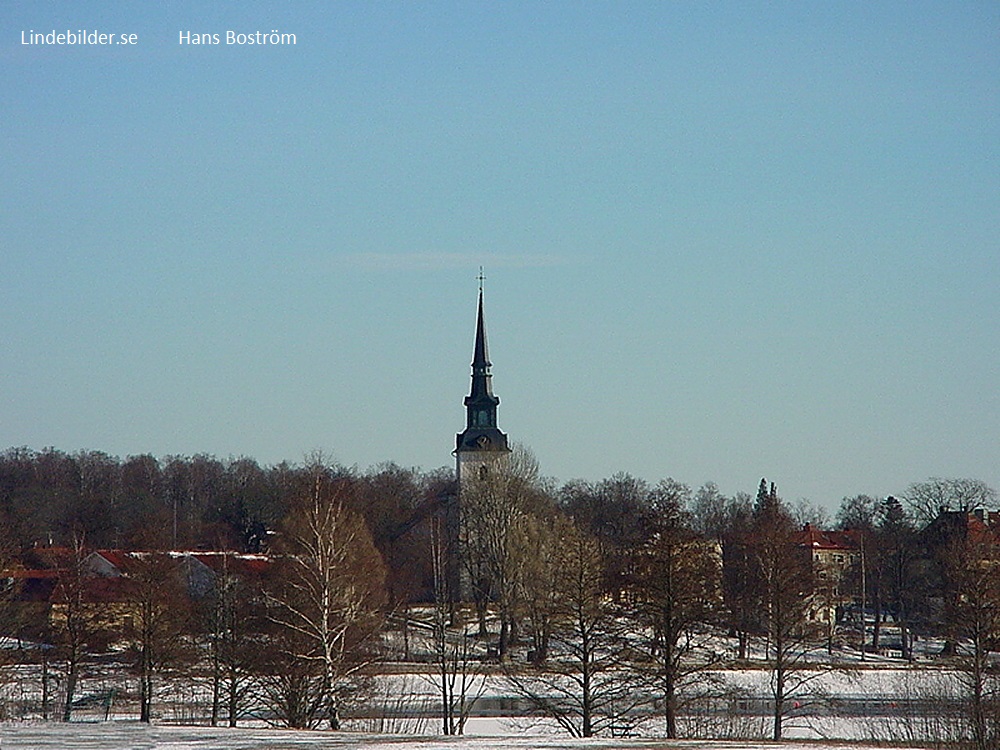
970, 630, 989, 750
872, 597, 881, 651
661, 625, 678, 739
210, 657, 220, 726
664, 676, 677, 738
475, 587, 488, 637
62, 656, 78, 722
402, 610, 410, 661
140, 671, 152, 723
581, 627, 593, 737
498, 617, 509, 659
897, 599, 912, 660
228, 669, 238, 727
41, 651, 50, 721
772, 646, 785, 740
438, 625, 453, 736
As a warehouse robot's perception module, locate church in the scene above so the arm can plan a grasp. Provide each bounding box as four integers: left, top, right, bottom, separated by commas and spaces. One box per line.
454, 280, 511, 491
449, 279, 513, 607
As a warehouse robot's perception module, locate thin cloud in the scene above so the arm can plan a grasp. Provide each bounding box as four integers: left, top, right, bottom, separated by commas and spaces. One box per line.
341, 252, 566, 271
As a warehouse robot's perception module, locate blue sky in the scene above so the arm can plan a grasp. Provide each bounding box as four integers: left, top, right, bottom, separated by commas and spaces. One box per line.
2, 2, 997, 509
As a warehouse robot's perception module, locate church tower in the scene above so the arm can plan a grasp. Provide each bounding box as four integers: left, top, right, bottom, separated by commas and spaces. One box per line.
455, 279, 510, 487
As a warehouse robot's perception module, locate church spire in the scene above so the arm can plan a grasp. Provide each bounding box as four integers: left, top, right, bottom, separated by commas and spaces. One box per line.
469, 286, 494, 401
455, 273, 509, 455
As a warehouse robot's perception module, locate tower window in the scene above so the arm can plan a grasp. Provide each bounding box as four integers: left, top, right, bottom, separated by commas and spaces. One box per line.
479, 465, 489, 481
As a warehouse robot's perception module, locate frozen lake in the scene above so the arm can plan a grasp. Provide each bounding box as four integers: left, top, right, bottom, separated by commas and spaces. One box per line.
0, 724, 935, 750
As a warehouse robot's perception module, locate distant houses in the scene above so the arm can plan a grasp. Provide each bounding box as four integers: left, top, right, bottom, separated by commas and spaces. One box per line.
4, 548, 271, 634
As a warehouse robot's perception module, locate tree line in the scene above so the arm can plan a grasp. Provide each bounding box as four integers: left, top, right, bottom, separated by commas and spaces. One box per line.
0, 447, 452, 603
456, 459, 998, 745
0, 446, 997, 747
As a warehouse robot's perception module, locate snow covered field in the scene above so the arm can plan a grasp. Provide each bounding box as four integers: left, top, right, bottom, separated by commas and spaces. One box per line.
0, 723, 934, 750
0, 665, 971, 747
0, 632, 976, 748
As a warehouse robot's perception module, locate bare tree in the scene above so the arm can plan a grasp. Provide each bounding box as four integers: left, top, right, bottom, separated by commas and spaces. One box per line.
49, 539, 114, 722
750, 480, 828, 741
258, 649, 326, 729
124, 553, 195, 723
514, 510, 569, 666
459, 444, 543, 657
358, 463, 438, 616
938, 526, 1000, 750
429, 517, 487, 735
560, 473, 657, 602
836, 494, 881, 531
633, 483, 722, 738
704, 491, 756, 660
905, 477, 997, 526
837, 495, 921, 657
199, 558, 266, 727
835, 495, 881, 653
504, 520, 642, 738
264, 472, 386, 729
0, 514, 25, 715
878, 497, 918, 659
790, 498, 830, 529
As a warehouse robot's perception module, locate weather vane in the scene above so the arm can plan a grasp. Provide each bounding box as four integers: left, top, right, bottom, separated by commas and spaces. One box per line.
477, 266, 486, 293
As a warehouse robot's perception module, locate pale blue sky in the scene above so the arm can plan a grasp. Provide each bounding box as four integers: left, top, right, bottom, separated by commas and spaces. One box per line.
2, 2, 998, 509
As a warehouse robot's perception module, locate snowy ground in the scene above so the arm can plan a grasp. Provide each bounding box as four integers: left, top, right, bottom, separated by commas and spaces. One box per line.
0, 723, 935, 750
0, 622, 975, 747
0, 665, 970, 746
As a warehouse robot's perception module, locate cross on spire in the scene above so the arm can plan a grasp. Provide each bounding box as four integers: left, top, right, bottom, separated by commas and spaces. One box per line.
477, 266, 486, 293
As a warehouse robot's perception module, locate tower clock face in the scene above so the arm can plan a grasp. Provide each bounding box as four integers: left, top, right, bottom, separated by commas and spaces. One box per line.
476, 435, 490, 448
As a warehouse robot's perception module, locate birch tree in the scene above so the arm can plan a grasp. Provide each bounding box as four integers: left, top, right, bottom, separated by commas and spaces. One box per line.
265, 474, 386, 729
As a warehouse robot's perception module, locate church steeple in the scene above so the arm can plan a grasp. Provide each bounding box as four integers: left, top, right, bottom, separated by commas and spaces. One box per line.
467, 288, 497, 413
455, 277, 509, 456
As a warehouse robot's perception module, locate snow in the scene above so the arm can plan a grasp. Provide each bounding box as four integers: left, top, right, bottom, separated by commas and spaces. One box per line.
0, 664, 970, 746
0, 622, 976, 749
0, 723, 934, 750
